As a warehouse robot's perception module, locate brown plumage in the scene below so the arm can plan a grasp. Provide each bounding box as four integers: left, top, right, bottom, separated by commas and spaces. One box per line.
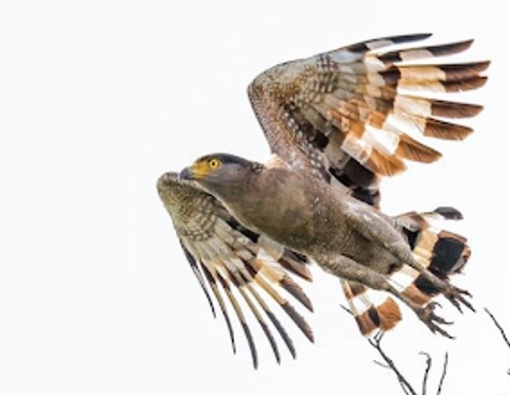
248, 33, 488, 205
180, 154, 472, 340
159, 33, 489, 366
157, 172, 313, 369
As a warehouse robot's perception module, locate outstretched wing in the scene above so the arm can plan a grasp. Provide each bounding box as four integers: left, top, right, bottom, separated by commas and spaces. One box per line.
248, 33, 488, 207
157, 172, 314, 368
248, 33, 487, 336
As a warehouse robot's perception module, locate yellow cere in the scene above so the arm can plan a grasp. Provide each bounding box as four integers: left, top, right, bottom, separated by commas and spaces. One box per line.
188, 157, 222, 179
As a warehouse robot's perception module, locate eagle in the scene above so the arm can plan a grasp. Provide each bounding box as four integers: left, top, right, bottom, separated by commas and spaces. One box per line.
157, 33, 489, 368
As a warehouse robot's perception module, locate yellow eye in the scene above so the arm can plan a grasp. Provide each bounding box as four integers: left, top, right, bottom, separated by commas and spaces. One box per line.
208, 158, 220, 169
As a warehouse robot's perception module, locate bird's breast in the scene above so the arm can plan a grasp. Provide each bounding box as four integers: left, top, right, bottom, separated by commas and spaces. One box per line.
248, 172, 347, 253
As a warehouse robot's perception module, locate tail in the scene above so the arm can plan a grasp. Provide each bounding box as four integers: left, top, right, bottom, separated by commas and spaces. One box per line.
396, 206, 471, 306
341, 206, 470, 336
341, 279, 402, 336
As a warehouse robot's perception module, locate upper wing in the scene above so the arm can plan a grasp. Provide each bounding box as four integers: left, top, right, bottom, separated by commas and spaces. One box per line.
248, 33, 489, 207
157, 172, 314, 368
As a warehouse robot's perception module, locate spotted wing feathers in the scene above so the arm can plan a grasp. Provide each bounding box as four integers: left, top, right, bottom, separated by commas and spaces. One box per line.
248, 33, 488, 206
157, 173, 313, 368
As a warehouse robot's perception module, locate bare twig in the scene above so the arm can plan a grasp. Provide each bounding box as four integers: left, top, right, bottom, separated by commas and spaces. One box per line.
436, 353, 448, 395
373, 359, 392, 369
419, 352, 432, 395
339, 304, 353, 316
369, 333, 417, 395
485, 307, 510, 375
369, 335, 450, 395
485, 307, 510, 349
340, 305, 450, 394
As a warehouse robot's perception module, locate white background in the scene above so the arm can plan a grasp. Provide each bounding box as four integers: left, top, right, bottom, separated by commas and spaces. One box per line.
1, 0, 508, 394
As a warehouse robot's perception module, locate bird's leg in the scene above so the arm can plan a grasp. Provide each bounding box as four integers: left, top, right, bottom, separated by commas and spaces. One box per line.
348, 214, 473, 312
319, 254, 454, 337
384, 243, 474, 313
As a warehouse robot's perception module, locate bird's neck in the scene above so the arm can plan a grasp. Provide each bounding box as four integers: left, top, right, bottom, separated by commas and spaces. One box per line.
212, 173, 260, 207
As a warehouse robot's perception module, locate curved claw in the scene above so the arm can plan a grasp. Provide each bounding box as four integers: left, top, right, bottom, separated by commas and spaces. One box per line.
445, 285, 475, 313
428, 301, 442, 310
432, 325, 455, 340
417, 303, 455, 339
431, 314, 453, 325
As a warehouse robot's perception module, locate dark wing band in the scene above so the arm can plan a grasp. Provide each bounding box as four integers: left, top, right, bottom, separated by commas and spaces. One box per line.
157, 172, 314, 368
248, 33, 488, 207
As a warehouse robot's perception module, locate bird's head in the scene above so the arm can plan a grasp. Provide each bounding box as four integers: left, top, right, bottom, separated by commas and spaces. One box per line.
179, 153, 261, 194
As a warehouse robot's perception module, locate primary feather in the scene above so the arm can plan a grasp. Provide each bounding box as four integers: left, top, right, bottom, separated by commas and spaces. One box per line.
248, 33, 488, 206
157, 172, 313, 369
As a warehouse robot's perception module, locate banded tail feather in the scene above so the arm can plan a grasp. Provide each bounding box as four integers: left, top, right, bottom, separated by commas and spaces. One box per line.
341, 280, 402, 336
395, 207, 471, 307
342, 206, 471, 337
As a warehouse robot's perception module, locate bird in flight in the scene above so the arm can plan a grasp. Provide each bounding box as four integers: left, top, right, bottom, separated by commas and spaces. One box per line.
158, 33, 489, 368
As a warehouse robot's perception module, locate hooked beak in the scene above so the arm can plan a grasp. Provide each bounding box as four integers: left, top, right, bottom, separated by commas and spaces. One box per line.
179, 161, 211, 181
178, 166, 195, 181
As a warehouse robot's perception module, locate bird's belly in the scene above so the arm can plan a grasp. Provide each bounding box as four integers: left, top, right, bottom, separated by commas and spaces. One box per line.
330, 233, 399, 274
249, 206, 316, 252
